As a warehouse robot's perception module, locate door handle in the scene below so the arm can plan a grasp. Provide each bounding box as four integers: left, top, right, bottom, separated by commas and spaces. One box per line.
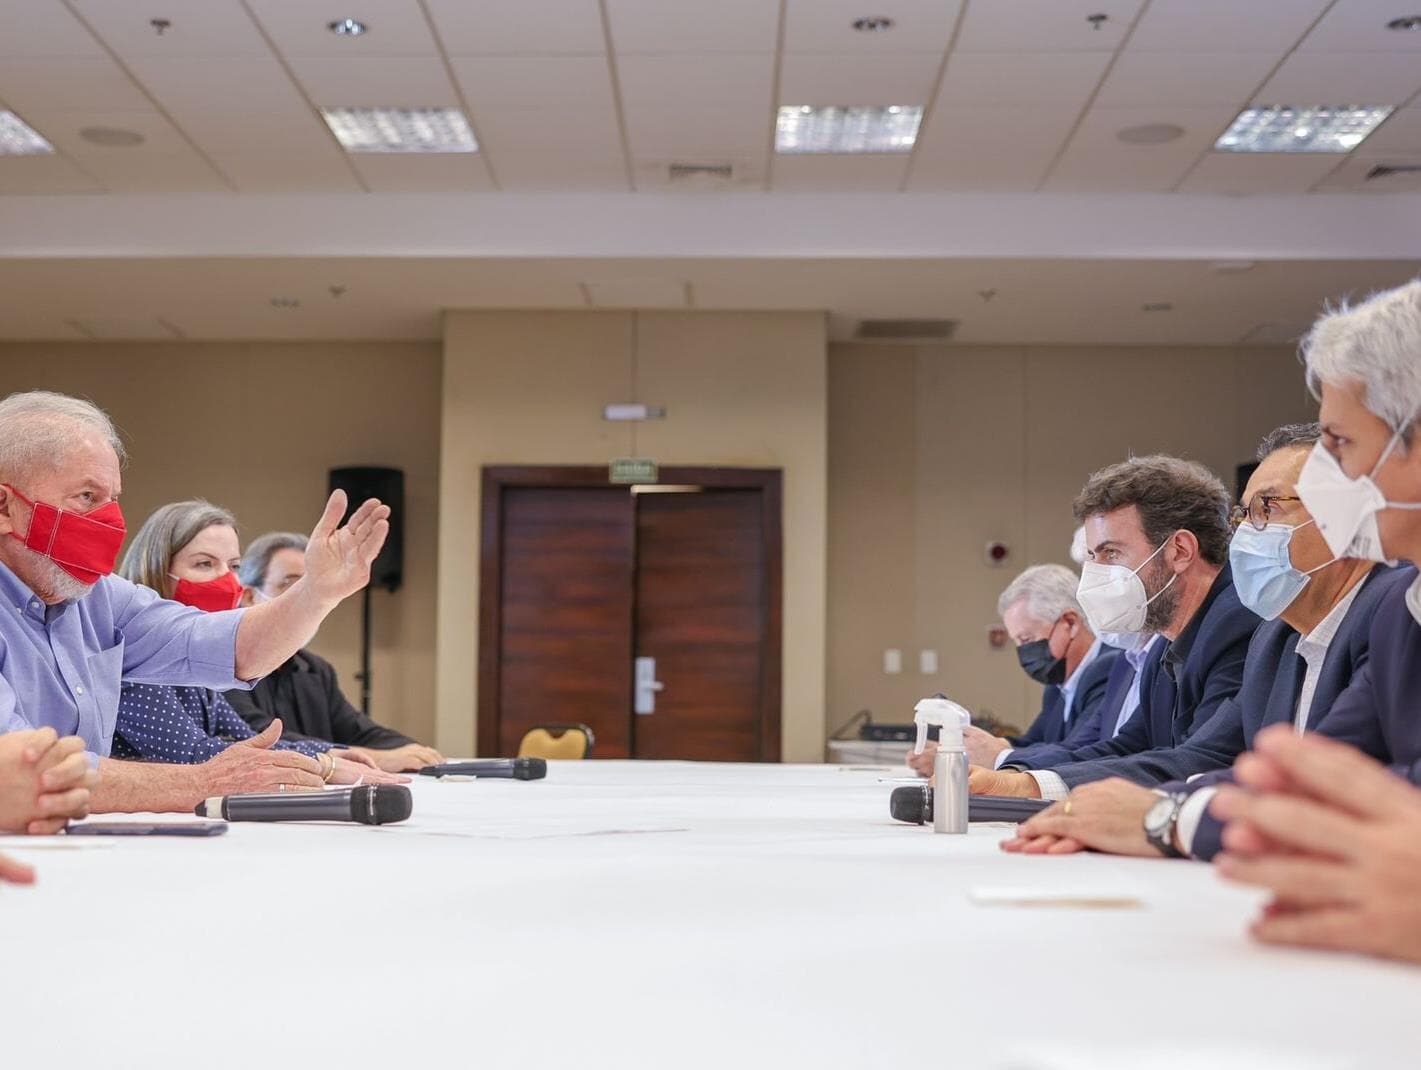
634, 656, 664, 715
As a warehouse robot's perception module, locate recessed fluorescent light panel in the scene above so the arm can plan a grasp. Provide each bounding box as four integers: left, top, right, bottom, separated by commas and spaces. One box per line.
0, 111, 53, 155
1214, 106, 1393, 153
775, 105, 922, 154
320, 107, 477, 153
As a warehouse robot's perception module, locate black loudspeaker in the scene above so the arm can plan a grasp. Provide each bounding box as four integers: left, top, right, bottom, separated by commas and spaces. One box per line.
328, 466, 404, 593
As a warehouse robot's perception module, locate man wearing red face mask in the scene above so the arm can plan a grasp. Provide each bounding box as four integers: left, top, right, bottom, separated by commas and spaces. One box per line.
110, 501, 406, 790
0, 390, 392, 817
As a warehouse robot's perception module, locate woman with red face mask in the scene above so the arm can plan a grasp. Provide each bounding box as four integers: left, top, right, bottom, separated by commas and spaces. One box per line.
112, 501, 401, 788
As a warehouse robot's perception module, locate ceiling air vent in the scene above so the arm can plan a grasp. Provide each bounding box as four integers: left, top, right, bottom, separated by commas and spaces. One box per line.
1366, 164, 1421, 181
668, 162, 733, 182
854, 318, 958, 341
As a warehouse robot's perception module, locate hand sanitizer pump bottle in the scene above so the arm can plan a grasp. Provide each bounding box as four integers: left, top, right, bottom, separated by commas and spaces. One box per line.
913, 697, 970, 834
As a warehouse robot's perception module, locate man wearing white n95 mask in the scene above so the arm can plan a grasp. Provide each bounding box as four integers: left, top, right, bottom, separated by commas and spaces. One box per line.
968, 455, 1260, 800
1001, 423, 1410, 859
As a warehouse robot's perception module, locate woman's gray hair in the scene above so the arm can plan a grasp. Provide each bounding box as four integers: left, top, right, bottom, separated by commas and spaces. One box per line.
1303, 278, 1421, 437
0, 390, 126, 484
238, 531, 308, 589
119, 500, 237, 596
996, 564, 1085, 626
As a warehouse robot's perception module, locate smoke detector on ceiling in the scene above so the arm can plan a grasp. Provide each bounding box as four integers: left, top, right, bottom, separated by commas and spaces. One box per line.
854, 318, 958, 342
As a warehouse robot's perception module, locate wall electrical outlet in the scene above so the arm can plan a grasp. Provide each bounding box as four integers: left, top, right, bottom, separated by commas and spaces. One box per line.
919, 649, 938, 674
883, 648, 902, 674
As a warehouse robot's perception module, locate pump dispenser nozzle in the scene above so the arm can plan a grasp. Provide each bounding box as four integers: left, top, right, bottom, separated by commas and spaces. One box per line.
913, 697, 970, 755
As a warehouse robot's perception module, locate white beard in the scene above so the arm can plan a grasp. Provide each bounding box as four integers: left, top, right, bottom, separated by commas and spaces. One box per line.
23, 549, 98, 603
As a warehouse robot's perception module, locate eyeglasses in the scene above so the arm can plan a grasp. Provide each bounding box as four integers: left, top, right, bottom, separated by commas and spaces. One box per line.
1229, 495, 1302, 532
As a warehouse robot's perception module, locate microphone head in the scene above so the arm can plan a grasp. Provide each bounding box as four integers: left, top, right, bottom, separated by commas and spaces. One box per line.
351, 784, 413, 825
512, 757, 548, 780
890, 784, 932, 825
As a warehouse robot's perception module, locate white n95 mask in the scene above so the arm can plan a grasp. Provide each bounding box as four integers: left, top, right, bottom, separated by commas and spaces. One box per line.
1076, 540, 1177, 635
1296, 437, 1421, 564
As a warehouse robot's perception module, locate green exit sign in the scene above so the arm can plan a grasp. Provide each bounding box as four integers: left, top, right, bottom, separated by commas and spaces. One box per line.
609, 458, 658, 484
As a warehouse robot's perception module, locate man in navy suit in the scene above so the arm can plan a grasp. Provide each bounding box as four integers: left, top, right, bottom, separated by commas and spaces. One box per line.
968, 453, 1259, 800
1001, 423, 1411, 857
1210, 279, 1421, 965
907, 564, 1120, 777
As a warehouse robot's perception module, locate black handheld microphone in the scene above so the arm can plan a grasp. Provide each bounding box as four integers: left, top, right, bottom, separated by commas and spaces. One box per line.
194, 784, 412, 825
889, 786, 1053, 825
417, 758, 547, 780
890, 784, 933, 825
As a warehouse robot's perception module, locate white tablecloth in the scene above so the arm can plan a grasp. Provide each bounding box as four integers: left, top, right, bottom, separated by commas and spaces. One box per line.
1, 762, 1415, 1069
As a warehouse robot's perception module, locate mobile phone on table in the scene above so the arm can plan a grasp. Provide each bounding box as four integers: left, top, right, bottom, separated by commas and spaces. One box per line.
64, 821, 228, 837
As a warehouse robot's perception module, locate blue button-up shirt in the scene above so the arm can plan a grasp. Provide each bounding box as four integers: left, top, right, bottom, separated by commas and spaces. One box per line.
113, 683, 329, 764
0, 560, 250, 759
1113, 634, 1166, 736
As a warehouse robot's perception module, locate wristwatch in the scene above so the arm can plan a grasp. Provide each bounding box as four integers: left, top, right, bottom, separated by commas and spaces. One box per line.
1143, 791, 1188, 858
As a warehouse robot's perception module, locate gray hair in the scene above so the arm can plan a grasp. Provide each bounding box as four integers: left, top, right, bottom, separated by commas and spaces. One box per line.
119, 500, 237, 596
0, 390, 126, 484
1303, 278, 1421, 437
997, 564, 1085, 626
238, 531, 308, 589
1256, 422, 1321, 462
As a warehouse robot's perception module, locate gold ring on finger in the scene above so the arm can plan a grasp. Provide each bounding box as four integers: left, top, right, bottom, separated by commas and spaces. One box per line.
1063, 799, 1073, 816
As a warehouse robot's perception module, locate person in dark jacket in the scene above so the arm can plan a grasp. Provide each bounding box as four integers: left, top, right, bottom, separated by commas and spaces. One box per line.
226, 531, 443, 773
968, 453, 1260, 799
907, 564, 1120, 777
1001, 423, 1410, 858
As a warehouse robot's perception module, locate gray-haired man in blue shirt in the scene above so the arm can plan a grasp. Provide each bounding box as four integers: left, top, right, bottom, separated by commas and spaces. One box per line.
0, 390, 391, 821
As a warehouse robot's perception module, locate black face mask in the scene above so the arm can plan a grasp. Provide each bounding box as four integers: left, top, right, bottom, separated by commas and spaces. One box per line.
1017, 637, 1067, 686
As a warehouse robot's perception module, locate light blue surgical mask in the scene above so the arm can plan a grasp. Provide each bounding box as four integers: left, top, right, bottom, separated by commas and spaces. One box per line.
1228, 520, 1333, 621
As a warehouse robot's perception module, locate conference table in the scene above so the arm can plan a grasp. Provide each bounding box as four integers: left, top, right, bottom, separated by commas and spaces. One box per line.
2, 761, 1415, 1068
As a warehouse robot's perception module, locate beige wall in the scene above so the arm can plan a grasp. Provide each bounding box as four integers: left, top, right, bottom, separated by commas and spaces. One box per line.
0, 342, 442, 744
436, 310, 828, 761
827, 343, 1318, 740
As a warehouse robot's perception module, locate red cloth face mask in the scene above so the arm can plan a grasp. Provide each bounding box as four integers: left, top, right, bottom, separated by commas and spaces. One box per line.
169, 570, 243, 613
3, 484, 126, 584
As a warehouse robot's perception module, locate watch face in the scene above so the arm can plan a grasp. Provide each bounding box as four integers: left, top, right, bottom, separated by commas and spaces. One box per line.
1144, 794, 1175, 838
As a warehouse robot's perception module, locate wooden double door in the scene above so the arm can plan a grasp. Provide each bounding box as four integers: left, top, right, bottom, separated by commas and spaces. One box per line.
478, 466, 782, 761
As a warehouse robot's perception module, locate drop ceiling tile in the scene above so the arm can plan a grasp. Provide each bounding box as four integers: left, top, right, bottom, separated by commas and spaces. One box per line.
1255, 51, 1421, 104
286, 56, 460, 106
1300, 0, 1421, 52
425, 0, 607, 55
1313, 152, 1421, 191
937, 51, 1110, 108
245, 0, 439, 57
606, 0, 779, 53
69, 0, 271, 57
36, 109, 230, 191
778, 52, 941, 105
1095, 52, 1281, 108
0, 1, 105, 57
1176, 152, 1345, 194
955, 0, 1144, 52
0, 154, 104, 193
1360, 106, 1421, 154
450, 56, 627, 189
118, 56, 362, 191
0, 56, 150, 114
783, 0, 961, 53
908, 107, 1076, 189
348, 153, 494, 191
1043, 106, 1234, 191
618, 53, 773, 163
771, 153, 910, 190
1127, 0, 1332, 52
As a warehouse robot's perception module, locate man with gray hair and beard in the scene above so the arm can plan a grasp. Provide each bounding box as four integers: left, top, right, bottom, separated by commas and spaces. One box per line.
0, 390, 391, 817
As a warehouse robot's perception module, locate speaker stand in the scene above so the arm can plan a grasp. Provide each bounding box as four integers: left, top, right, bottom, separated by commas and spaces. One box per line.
356, 583, 373, 714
